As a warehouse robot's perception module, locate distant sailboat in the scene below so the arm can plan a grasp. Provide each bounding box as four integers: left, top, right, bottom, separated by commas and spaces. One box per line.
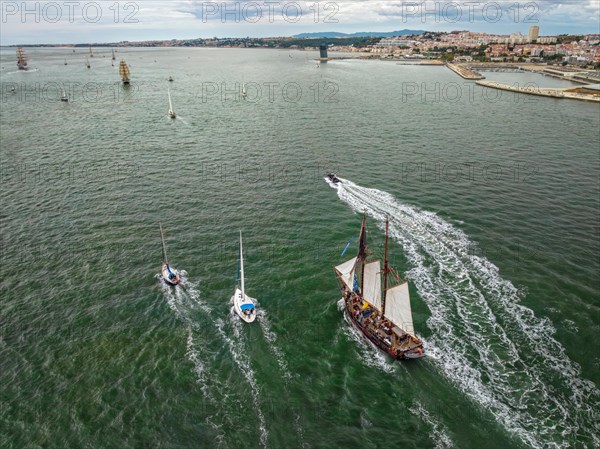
111, 48, 116, 61
16, 48, 28, 70
232, 231, 256, 323
89, 46, 93, 58
85, 57, 90, 69
241, 82, 247, 98
160, 224, 181, 286
167, 89, 176, 119
119, 59, 130, 84
60, 89, 68, 102
64, 58, 68, 66
168, 76, 174, 82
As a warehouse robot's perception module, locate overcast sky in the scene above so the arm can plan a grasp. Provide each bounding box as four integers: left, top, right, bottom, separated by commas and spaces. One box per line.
1, 1, 599, 45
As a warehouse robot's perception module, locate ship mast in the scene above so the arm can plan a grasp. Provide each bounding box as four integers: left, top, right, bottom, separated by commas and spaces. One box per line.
382, 216, 389, 312
358, 212, 368, 292
160, 223, 168, 265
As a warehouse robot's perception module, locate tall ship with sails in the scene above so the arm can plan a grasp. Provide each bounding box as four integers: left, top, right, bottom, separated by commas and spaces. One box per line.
334, 213, 424, 360
16, 48, 28, 70
119, 59, 130, 84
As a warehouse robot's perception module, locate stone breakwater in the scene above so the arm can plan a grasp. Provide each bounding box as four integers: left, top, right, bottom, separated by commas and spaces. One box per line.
476, 80, 600, 103
446, 63, 485, 80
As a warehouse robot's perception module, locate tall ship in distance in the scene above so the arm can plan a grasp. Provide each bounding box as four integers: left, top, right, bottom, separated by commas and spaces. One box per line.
119, 59, 130, 84
16, 48, 28, 70
334, 213, 424, 360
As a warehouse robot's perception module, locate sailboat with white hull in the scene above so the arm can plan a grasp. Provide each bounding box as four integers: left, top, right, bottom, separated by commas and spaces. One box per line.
232, 231, 256, 323
160, 224, 181, 286
334, 213, 424, 360
167, 89, 176, 119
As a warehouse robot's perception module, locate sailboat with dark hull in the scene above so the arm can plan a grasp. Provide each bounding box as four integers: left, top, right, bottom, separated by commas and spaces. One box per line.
119, 59, 130, 85
16, 48, 28, 70
334, 213, 424, 360
160, 224, 181, 286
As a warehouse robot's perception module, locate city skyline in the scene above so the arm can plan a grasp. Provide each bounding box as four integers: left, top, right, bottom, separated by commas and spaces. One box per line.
1, 1, 599, 45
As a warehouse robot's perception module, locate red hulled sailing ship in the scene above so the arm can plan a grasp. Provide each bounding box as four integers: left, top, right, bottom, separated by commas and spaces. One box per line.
334, 213, 424, 360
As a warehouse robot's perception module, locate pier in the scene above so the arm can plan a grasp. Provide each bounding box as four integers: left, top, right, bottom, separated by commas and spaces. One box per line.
446, 63, 485, 80
476, 80, 600, 103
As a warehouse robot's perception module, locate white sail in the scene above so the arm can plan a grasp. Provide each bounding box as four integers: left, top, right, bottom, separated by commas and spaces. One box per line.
384, 282, 415, 336
239, 231, 245, 297
168, 89, 175, 116
334, 257, 357, 290
363, 260, 382, 311
160, 223, 168, 264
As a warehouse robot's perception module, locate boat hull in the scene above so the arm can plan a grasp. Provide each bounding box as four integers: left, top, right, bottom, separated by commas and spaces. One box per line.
233, 288, 256, 323
342, 292, 424, 361
325, 173, 341, 184
162, 263, 181, 286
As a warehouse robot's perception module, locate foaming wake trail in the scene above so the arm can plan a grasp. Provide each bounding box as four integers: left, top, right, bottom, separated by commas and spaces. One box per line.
409, 401, 454, 449
156, 271, 215, 403
254, 306, 306, 447
336, 299, 395, 374
330, 178, 600, 448
220, 311, 269, 448
185, 328, 210, 397
256, 308, 293, 380
159, 273, 271, 447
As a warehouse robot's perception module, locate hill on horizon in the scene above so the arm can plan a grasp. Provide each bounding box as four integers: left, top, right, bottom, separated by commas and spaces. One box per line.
292, 30, 427, 38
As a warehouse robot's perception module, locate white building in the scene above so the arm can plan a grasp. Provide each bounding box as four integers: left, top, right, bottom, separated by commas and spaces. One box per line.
509, 32, 528, 45
377, 38, 416, 48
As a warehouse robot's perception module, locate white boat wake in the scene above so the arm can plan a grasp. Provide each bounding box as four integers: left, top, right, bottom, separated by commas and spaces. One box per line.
222, 312, 269, 448
329, 177, 600, 449
409, 401, 454, 449
159, 272, 271, 448
157, 271, 216, 402
256, 307, 293, 380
